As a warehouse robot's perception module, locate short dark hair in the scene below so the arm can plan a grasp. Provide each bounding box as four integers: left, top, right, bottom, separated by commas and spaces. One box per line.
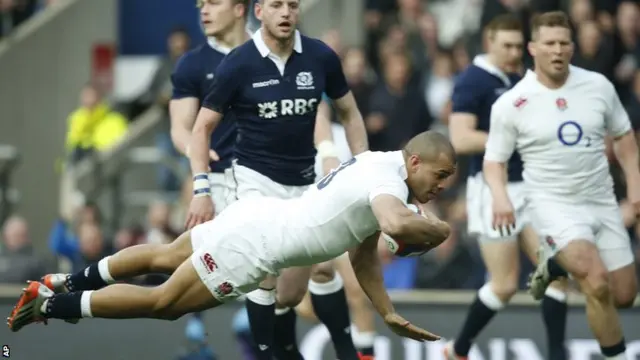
530, 11, 571, 39
485, 14, 523, 38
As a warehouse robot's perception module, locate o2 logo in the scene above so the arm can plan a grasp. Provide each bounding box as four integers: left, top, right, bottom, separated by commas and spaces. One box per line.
557, 121, 591, 147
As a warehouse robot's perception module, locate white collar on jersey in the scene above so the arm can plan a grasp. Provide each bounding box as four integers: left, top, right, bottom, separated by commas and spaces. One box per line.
252, 28, 303, 57
395, 151, 409, 180
523, 65, 576, 89
207, 29, 253, 54
472, 54, 511, 87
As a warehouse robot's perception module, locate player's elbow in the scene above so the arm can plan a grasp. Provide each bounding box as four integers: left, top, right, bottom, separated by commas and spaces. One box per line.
378, 214, 407, 240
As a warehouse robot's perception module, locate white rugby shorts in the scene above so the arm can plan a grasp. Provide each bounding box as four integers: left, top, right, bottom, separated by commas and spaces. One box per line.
529, 200, 634, 272
225, 160, 309, 200
208, 172, 232, 215
189, 199, 279, 302
466, 173, 529, 240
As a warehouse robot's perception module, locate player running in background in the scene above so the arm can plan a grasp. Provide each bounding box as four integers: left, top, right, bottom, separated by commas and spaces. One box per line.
444, 14, 569, 360
186, 0, 369, 359
9, 132, 455, 349
169, 0, 250, 358
485, 11, 638, 360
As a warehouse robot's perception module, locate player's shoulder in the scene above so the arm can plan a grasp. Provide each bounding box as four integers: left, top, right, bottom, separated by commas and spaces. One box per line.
569, 65, 613, 90
491, 72, 535, 110
175, 45, 207, 71
356, 151, 406, 177
455, 64, 492, 83
302, 34, 339, 59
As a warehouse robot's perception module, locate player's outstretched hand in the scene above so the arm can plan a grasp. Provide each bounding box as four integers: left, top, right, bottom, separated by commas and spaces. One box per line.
185, 196, 215, 230
383, 313, 441, 342
491, 196, 516, 237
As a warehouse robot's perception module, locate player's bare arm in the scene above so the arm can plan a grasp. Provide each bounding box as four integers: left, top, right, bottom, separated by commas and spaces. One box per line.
170, 97, 200, 155
448, 113, 488, 154
483, 100, 517, 234
612, 130, 640, 213
185, 107, 223, 229
349, 233, 441, 342
333, 91, 369, 156
314, 99, 340, 174
371, 194, 450, 245
190, 107, 223, 173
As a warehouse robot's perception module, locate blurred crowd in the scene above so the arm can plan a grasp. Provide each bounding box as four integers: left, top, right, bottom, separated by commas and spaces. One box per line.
0, 0, 57, 38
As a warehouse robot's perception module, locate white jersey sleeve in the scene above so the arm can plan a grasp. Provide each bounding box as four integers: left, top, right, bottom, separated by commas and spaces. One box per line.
603, 79, 632, 137
368, 179, 409, 204
484, 95, 518, 163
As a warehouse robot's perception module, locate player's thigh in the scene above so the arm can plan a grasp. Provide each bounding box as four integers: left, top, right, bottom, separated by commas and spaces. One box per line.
276, 266, 312, 307
152, 231, 195, 272
479, 239, 520, 290
332, 253, 370, 308
155, 256, 223, 318
518, 224, 541, 265
595, 208, 638, 307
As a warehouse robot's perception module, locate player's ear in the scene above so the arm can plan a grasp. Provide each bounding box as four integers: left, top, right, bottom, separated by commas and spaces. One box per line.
254, 0, 263, 20
527, 41, 536, 57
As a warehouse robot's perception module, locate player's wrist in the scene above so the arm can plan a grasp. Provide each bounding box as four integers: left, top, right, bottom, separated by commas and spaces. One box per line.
192, 173, 211, 198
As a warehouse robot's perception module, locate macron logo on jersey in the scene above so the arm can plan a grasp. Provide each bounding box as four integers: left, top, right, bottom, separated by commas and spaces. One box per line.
253, 79, 280, 88
258, 98, 319, 119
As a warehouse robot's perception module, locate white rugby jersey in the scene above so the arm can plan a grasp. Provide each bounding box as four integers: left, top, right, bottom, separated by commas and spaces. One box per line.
484, 66, 631, 204
268, 150, 409, 268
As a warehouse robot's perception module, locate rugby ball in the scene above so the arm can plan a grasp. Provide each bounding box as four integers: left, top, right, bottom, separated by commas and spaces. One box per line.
382, 204, 432, 257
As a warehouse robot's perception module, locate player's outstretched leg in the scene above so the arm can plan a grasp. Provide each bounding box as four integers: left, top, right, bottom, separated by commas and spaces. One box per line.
309, 261, 360, 360
333, 253, 376, 358
43, 231, 194, 293
7, 255, 221, 332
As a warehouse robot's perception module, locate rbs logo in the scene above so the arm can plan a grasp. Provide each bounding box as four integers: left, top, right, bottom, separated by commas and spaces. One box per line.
257, 98, 318, 119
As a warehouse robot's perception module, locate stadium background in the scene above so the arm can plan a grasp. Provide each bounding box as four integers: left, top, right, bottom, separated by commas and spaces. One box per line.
0, 0, 639, 359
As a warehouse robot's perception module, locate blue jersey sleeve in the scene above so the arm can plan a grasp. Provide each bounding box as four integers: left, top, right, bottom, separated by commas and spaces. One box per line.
202, 50, 243, 113
171, 53, 200, 100
323, 47, 350, 100
450, 71, 482, 115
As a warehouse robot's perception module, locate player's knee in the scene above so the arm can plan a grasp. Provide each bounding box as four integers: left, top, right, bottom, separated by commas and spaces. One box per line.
614, 291, 636, 309
580, 269, 611, 302
310, 261, 335, 283
277, 284, 308, 308
490, 281, 518, 302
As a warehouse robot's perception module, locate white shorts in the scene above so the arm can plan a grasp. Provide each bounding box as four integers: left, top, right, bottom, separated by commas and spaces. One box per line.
225, 160, 309, 200
466, 173, 529, 240
209, 172, 232, 215
529, 200, 634, 271
189, 199, 278, 302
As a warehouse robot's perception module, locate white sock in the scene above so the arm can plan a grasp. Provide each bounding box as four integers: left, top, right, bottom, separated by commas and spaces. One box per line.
97, 257, 116, 284
308, 273, 344, 295
274, 307, 291, 315
246, 288, 276, 306
544, 286, 567, 302
352, 327, 376, 349
80, 291, 94, 318
478, 283, 505, 311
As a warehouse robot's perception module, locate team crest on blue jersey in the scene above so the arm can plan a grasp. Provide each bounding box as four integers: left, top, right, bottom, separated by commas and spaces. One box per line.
556, 98, 567, 111
296, 71, 314, 90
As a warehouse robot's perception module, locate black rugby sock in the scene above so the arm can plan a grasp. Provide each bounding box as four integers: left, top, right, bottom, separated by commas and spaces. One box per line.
601, 338, 627, 358
43, 292, 84, 319
273, 308, 303, 360
454, 285, 502, 356
547, 257, 569, 280
65, 262, 109, 291
541, 291, 568, 360
309, 276, 359, 360
246, 290, 276, 360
